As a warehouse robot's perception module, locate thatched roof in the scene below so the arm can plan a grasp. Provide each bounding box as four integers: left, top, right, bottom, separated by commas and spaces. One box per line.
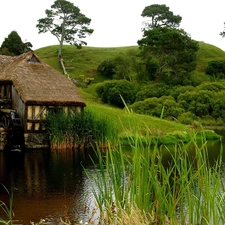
0, 51, 86, 106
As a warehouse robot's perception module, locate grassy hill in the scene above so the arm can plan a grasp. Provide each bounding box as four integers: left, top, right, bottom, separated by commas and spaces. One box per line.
34, 43, 225, 141
35, 45, 139, 80
35, 42, 225, 79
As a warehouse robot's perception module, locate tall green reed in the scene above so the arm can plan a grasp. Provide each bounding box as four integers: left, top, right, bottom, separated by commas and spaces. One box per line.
88, 127, 225, 225
45, 108, 119, 150
0, 185, 14, 225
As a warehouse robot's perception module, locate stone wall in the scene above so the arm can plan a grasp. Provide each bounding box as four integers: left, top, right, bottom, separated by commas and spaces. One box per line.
24, 133, 49, 149
0, 128, 7, 150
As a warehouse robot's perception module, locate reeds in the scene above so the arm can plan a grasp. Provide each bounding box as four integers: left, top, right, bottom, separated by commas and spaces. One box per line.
87, 129, 225, 225
44, 108, 119, 150
0, 185, 14, 225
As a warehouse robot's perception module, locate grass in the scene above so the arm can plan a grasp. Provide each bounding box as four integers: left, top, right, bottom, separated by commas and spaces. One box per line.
44, 86, 221, 149
86, 128, 225, 225
34, 43, 225, 143
44, 108, 119, 150
35, 45, 140, 81
35, 42, 225, 80
196, 41, 225, 72
0, 185, 14, 225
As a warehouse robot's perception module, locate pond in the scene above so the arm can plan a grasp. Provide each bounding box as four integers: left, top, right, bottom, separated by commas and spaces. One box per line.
0, 149, 97, 225
0, 129, 225, 225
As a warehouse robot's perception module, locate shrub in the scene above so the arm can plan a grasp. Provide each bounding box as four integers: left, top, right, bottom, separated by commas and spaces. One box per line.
170, 85, 195, 100
177, 112, 197, 124
97, 59, 116, 79
197, 81, 225, 92
136, 82, 171, 101
190, 71, 210, 86
96, 80, 137, 108
129, 97, 161, 117
159, 97, 185, 119
130, 96, 184, 119
205, 60, 225, 78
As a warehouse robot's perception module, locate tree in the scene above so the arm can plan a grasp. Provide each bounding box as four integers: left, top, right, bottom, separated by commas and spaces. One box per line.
205, 60, 225, 78
0, 31, 33, 56
141, 4, 182, 30
113, 54, 132, 81
36, 0, 93, 60
138, 27, 199, 85
97, 60, 116, 79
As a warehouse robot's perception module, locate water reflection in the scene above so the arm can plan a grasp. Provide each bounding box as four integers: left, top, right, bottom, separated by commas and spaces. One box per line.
0, 130, 224, 224
0, 149, 94, 225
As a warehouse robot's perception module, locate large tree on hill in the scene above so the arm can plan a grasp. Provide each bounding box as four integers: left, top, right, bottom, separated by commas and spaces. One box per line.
138, 27, 199, 85
36, 0, 94, 61
138, 4, 198, 85
141, 4, 182, 30
0, 31, 33, 56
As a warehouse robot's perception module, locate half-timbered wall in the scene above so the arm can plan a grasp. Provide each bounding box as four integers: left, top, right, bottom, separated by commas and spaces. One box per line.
25, 105, 82, 133
26, 105, 47, 132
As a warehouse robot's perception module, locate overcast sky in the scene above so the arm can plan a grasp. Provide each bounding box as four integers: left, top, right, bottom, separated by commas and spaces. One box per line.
1, 0, 225, 51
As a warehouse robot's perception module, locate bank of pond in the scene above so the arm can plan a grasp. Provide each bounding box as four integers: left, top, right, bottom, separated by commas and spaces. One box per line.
0, 109, 225, 225
44, 108, 221, 150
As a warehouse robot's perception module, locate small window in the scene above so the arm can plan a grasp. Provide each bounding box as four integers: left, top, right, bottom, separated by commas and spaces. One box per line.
27, 54, 40, 64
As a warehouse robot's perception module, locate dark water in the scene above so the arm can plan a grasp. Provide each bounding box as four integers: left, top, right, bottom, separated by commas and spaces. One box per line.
0, 149, 97, 225
0, 129, 225, 225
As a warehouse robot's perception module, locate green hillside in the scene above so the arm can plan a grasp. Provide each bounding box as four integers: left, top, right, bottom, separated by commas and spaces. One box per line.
35, 42, 225, 80
196, 41, 225, 72
35, 45, 140, 80
34, 43, 225, 141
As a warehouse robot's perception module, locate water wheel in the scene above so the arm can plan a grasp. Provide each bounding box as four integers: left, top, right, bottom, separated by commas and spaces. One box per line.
0, 110, 24, 151
0, 113, 13, 131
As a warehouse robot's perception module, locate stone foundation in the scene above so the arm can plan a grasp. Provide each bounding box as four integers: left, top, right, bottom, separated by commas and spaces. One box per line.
0, 128, 7, 151
24, 133, 49, 149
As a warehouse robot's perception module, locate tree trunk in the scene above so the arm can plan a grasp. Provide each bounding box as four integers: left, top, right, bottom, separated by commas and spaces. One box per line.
58, 41, 69, 77
58, 42, 63, 60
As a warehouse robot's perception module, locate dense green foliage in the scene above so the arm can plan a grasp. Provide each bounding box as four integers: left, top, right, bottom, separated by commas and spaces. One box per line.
129, 81, 225, 124
205, 60, 225, 78
141, 4, 182, 29
97, 59, 116, 79
0, 31, 32, 56
95, 80, 137, 108
35, 40, 225, 126
138, 27, 199, 85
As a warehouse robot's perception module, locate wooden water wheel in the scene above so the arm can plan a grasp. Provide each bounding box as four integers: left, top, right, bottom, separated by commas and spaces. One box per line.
0, 113, 13, 130
0, 110, 24, 151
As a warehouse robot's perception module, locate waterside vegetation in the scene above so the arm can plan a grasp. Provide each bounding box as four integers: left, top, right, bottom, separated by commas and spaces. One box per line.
35, 43, 225, 149
86, 130, 225, 225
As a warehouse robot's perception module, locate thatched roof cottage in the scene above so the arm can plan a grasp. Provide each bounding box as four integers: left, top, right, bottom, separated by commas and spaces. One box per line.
0, 51, 86, 149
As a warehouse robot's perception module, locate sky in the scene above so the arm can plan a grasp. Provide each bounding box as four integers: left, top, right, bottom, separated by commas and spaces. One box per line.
1, 0, 225, 51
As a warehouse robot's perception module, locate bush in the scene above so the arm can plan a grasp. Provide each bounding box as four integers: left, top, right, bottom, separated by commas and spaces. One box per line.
159, 97, 185, 119
190, 71, 210, 86
196, 81, 225, 92
129, 97, 161, 117
130, 96, 184, 119
205, 60, 225, 78
170, 85, 195, 100
177, 112, 197, 124
136, 82, 171, 101
97, 59, 116, 79
95, 80, 137, 108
